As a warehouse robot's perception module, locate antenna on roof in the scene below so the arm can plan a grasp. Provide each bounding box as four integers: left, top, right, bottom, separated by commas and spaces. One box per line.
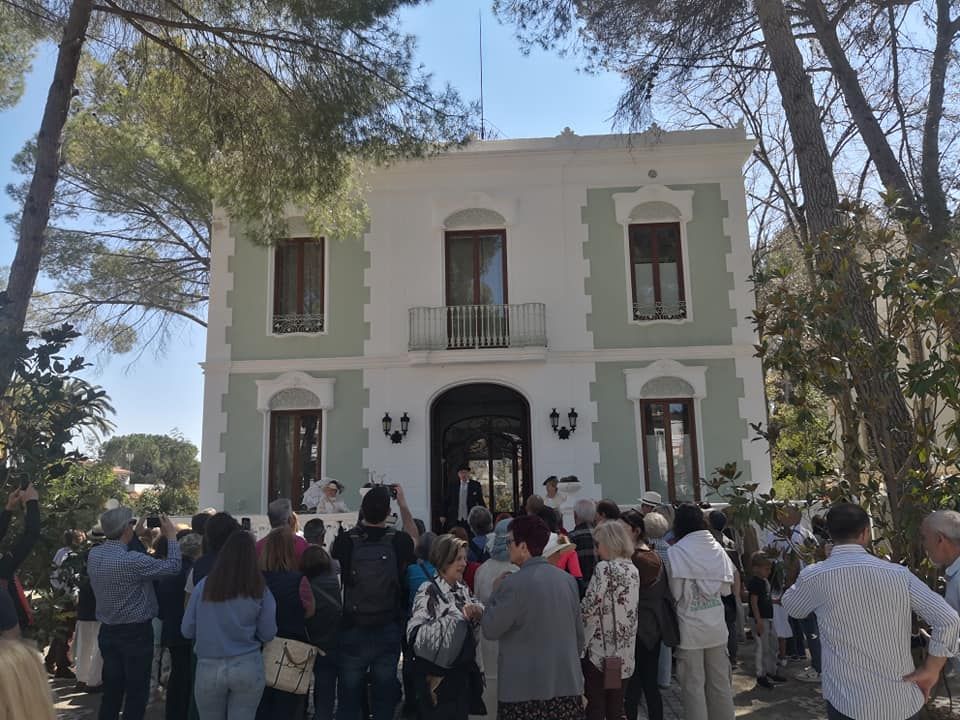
479, 8, 485, 141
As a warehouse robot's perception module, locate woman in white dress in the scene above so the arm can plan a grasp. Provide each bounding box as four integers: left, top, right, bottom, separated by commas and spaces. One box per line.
542, 476, 567, 510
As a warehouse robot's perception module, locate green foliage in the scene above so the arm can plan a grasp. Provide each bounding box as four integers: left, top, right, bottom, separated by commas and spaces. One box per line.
15, 462, 127, 589
99, 432, 199, 489
711, 204, 960, 571
0, 6, 37, 110
4, 0, 476, 354
132, 483, 198, 517
0, 312, 114, 491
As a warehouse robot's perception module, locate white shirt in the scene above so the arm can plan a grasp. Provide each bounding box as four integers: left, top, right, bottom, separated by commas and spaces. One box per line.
544, 493, 567, 510
458, 480, 468, 522
782, 544, 960, 720
668, 531, 735, 650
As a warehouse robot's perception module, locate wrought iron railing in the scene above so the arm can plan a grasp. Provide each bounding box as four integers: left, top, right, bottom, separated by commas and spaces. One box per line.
272, 313, 325, 334
632, 301, 687, 321
409, 303, 547, 351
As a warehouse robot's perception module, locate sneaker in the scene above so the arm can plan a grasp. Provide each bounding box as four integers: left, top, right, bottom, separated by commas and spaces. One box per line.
756, 676, 775, 690
795, 667, 821, 683
767, 674, 788, 683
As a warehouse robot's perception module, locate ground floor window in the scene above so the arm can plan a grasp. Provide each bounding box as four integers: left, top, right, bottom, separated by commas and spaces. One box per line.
269, 410, 322, 509
640, 399, 699, 502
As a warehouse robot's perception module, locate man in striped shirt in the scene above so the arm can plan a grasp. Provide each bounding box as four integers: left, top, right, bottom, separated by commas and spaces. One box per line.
782, 503, 959, 720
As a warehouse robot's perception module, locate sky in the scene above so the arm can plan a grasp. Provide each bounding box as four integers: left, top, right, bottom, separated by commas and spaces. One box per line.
0, 1, 629, 453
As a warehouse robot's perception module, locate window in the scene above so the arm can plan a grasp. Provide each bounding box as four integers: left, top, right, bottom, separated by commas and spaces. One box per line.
444, 230, 508, 348
629, 223, 686, 321
640, 399, 699, 502
268, 410, 322, 509
273, 238, 324, 334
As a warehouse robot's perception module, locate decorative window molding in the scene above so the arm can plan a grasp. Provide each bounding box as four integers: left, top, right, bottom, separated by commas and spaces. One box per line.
625, 360, 707, 400
266, 237, 329, 337
613, 186, 695, 325
444, 208, 507, 229
613, 185, 694, 225
256, 371, 336, 412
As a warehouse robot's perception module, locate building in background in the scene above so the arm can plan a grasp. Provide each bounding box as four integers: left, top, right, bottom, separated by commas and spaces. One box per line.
199, 127, 771, 527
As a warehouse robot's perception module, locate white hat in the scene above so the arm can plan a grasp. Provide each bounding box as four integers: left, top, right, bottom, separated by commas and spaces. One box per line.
639, 491, 663, 507
542, 532, 573, 559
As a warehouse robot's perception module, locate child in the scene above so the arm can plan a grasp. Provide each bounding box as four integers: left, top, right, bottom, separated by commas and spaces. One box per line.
748, 552, 786, 689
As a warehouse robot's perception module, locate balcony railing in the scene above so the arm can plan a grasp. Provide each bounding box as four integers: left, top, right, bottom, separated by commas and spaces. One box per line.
409, 303, 547, 351
633, 301, 687, 321
273, 313, 325, 334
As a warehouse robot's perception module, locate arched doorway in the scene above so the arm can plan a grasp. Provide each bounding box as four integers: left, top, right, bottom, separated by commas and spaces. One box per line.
430, 383, 532, 529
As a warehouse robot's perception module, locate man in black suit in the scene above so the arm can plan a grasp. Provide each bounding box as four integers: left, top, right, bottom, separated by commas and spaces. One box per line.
440, 464, 486, 532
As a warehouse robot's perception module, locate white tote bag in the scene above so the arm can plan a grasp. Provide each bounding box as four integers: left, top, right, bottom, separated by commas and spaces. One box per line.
262, 637, 319, 695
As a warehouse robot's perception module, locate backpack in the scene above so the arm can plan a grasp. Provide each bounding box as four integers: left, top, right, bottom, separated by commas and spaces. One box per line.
344, 527, 400, 626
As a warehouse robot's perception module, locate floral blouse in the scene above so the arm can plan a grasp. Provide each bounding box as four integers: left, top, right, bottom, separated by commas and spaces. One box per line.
407, 572, 484, 670
581, 558, 640, 678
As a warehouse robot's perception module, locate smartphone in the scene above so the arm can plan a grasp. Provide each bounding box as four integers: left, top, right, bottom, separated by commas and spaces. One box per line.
146, 516, 161, 529
389, 484, 399, 500
241, 517, 252, 531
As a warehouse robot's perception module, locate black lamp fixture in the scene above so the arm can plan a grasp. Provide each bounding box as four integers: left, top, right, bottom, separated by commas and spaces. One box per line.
382, 412, 410, 444
550, 407, 578, 440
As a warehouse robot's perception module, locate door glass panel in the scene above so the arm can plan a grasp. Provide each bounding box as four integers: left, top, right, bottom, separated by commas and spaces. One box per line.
657, 229, 681, 307
478, 235, 505, 305
301, 242, 324, 315
669, 403, 695, 501
270, 414, 295, 502
275, 243, 299, 315
631, 232, 656, 307
446, 236, 476, 306
643, 402, 670, 501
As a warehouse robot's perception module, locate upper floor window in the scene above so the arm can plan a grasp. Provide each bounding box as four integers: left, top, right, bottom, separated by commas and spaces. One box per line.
273, 238, 324, 334
629, 223, 686, 321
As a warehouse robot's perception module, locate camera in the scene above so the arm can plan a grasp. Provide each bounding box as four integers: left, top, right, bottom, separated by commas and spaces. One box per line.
146, 516, 161, 529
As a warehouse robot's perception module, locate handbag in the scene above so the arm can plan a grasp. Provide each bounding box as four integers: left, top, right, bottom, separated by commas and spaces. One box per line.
262, 636, 318, 695
598, 566, 624, 690
410, 562, 471, 670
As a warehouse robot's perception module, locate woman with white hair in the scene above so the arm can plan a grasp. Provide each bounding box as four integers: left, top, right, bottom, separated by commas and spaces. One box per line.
581, 520, 640, 720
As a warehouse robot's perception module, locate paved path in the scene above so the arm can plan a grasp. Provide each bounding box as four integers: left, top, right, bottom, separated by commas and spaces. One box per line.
53, 653, 955, 719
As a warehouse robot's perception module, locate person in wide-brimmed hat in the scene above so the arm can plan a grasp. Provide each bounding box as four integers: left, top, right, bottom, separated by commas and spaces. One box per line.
639, 491, 664, 515
542, 476, 567, 510
315, 478, 349, 514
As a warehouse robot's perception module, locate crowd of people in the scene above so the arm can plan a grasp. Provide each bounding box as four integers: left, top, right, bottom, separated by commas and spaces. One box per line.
0, 478, 959, 720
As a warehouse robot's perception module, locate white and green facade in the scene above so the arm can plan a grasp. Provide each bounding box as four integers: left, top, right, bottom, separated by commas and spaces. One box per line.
199, 128, 772, 526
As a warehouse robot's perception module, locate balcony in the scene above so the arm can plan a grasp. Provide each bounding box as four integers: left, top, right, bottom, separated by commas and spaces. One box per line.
273, 313, 325, 334
632, 301, 687, 321
409, 303, 547, 351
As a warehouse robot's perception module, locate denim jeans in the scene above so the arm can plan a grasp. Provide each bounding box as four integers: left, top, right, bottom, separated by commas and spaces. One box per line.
826, 703, 917, 720
657, 643, 672, 688
336, 622, 401, 720
312, 650, 338, 720
98, 621, 154, 720
194, 650, 266, 720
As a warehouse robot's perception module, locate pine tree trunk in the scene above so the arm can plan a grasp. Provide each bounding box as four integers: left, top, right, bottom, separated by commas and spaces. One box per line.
0, 0, 93, 399
755, 0, 916, 546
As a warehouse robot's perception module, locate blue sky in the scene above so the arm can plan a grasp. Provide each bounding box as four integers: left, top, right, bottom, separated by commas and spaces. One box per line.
0, 1, 629, 453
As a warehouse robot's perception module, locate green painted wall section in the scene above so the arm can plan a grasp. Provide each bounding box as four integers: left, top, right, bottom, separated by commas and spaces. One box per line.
583, 185, 738, 348
226, 217, 370, 360
591, 359, 749, 505
217, 370, 368, 514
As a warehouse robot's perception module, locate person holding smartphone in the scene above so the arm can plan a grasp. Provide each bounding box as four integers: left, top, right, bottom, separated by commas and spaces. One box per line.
0, 482, 41, 633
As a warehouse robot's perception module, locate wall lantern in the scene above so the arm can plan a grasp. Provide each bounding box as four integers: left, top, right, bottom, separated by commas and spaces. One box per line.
382, 412, 410, 444
550, 407, 578, 440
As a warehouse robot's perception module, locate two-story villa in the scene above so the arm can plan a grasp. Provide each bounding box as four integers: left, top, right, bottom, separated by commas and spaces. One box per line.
199, 127, 772, 526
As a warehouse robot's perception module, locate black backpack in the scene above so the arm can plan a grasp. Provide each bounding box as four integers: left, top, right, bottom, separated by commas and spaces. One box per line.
344, 527, 400, 626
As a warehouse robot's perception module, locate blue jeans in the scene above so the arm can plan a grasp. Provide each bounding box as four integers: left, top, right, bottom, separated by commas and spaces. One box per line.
800, 614, 822, 673
336, 622, 401, 720
98, 622, 154, 720
827, 703, 917, 720
194, 650, 266, 720
657, 643, 672, 688
312, 650, 338, 720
